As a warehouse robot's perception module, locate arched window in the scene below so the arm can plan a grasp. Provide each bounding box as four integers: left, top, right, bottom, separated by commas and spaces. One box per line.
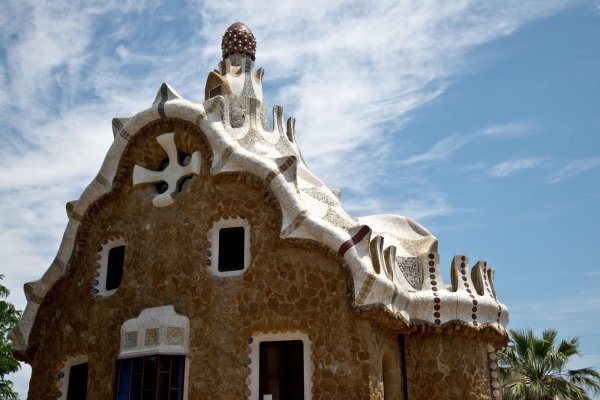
93, 237, 126, 297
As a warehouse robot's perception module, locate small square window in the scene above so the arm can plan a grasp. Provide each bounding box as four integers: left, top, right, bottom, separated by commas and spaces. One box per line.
209, 85, 222, 98
66, 362, 88, 400
106, 245, 125, 291
218, 227, 245, 272
207, 216, 250, 277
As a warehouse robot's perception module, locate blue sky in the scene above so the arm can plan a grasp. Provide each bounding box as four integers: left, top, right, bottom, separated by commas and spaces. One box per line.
1, 1, 599, 398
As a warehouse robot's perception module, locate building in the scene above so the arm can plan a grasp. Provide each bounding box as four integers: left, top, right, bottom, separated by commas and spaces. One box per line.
12, 22, 509, 400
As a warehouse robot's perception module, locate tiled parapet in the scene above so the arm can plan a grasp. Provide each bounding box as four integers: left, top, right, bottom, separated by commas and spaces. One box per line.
354, 246, 509, 331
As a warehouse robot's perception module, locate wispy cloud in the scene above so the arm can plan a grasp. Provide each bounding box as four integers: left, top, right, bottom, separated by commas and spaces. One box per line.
489, 157, 546, 177
0, 0, 572, 314
546, 157, 600, 183
509, 271, 600, 326
401, 123, 533, 165
344, 194, 453, 222
0, 1, 578, 397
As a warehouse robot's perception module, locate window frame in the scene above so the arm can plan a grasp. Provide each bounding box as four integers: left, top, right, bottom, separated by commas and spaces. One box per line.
105, 245, 125, 291
248, 332, 313, 400
93, 236, 126, 297
207, 215, 251, 277
217, 226, 246, 272
259, 340, 305, 400
114, 354, 186, 400
56, 355, 89, 400
208, 85, 222, 99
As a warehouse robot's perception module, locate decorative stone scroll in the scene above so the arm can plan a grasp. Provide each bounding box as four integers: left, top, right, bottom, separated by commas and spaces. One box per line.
132, 132, 201, 207
119, 306, 189, 359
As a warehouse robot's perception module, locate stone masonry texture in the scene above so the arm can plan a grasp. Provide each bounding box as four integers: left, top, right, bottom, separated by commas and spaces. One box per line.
23, 120, 499, 399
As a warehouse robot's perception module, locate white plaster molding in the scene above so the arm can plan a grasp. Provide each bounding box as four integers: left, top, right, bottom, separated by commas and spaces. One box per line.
55, 354, 88, 400
119, 306, 189, 359
247, 331, 313, 400
92, 236, 125, 297
132, 132, 201, 207
207, 214, 251, 277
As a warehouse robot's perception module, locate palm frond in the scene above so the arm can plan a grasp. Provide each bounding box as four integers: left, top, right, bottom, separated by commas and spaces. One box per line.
499, 328, 600, 400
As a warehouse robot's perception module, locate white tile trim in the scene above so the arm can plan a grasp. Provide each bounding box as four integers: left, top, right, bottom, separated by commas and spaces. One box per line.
207, 215, 251, 277
119, 306, 190, 359
248, 331, 313, 400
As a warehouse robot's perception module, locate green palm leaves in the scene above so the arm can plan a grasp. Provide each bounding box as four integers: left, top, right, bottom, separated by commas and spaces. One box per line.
499, 328, 600, 400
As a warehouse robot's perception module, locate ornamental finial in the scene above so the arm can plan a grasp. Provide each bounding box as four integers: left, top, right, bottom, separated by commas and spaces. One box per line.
221, 22, 257, 61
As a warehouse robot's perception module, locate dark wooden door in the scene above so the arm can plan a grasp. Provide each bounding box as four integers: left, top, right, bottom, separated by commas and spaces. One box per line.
259, 340, 304, 400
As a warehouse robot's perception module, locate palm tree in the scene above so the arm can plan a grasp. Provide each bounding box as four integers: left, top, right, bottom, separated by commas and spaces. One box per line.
498, 328, 600, 400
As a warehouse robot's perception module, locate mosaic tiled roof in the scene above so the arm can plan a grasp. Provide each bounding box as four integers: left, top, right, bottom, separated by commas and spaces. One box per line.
12, 25, 508, 355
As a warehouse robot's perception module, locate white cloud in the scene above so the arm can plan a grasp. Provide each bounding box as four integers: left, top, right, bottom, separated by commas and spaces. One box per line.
0, 1, 579, 397
344, 194, 453, 222
401, 123, 533, 165
489, 157, 546, 177
547, 157, 600, 183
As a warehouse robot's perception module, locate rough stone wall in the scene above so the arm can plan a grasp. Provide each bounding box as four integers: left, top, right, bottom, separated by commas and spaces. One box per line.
25, 120, 395, 399
362, 326, 404, 400
405, 332, 493, 400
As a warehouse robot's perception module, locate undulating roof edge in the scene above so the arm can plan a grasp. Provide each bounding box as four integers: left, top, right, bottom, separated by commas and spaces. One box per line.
12, 82, 509, 359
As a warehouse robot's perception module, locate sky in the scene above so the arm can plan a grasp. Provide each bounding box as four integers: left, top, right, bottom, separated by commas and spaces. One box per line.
1, 0, 599, 398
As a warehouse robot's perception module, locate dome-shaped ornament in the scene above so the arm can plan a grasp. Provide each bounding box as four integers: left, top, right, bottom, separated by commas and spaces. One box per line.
221, 22, 257, 61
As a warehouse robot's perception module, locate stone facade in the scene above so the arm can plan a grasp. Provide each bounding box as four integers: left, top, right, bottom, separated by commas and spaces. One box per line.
13, 23, 508, 399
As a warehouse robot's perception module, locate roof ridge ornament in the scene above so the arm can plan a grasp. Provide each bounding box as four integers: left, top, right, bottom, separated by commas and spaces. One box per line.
221, 22, 257, 61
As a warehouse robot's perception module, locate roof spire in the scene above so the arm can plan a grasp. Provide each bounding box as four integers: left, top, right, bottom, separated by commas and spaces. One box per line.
221, 22, 257, 61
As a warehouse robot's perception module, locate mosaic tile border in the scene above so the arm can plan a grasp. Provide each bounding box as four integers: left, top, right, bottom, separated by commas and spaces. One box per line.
487, 345, 501, 399
119, 306, 189, 359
